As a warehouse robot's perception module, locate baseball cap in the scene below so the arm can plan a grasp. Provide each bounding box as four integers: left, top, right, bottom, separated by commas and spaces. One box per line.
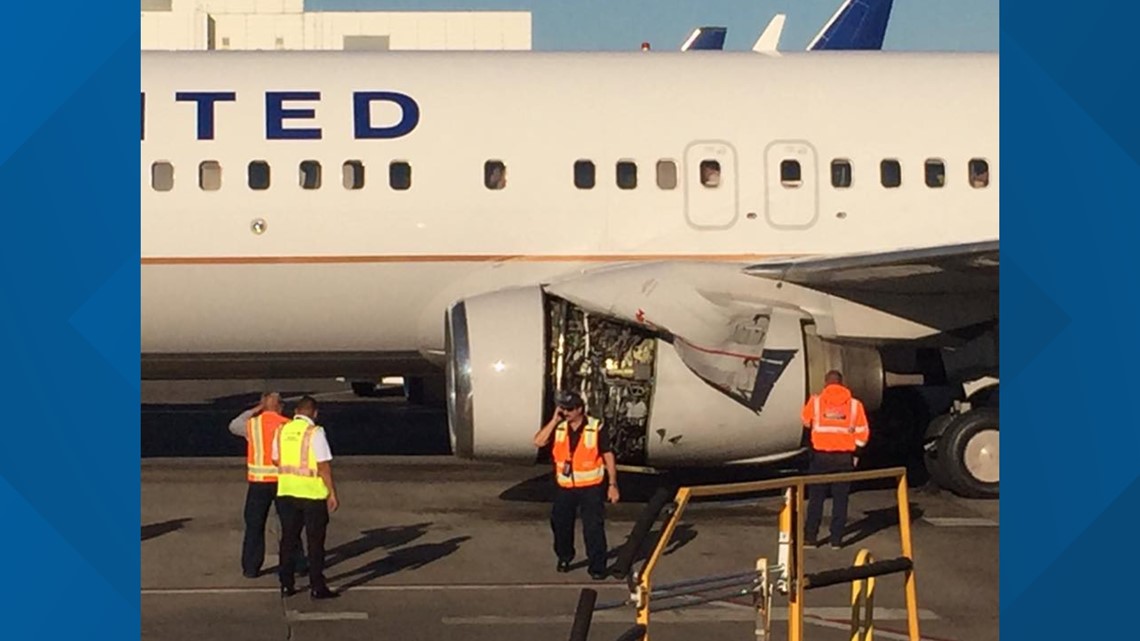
554, 390, 584, 409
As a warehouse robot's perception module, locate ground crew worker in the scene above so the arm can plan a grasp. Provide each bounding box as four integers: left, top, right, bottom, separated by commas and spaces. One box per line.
801, 370, 870, 549
533, 390, 620, 580
273, 395, 340, 599
228, 392, 294, 578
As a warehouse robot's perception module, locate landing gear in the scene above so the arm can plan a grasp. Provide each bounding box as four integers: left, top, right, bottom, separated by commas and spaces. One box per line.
925, 407, 999, 499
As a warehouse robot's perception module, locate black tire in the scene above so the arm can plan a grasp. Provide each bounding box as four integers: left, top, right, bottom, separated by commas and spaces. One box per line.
922, 413, 957, 490
936, 408, 999, 499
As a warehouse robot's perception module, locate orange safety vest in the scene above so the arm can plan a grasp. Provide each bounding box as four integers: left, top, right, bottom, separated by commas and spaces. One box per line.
801, 385, 869, 453
551, 417, 606, 489
246, 411, 288, 482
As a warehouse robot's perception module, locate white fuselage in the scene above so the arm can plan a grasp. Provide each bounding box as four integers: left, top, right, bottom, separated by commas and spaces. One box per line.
140, 50, 997, 376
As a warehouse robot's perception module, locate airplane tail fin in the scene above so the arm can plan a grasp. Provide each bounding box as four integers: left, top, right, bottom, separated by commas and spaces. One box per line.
681, 26, 728, 51
752, 14, 786, 53
806, 0, 894, 51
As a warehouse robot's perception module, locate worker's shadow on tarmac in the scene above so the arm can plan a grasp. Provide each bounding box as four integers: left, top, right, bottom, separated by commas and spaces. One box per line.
328, 535, 472, 591
142, 518, 192, 542
563, 522, 699, 573
324, 522, 435, 570
841, 505, 926, 548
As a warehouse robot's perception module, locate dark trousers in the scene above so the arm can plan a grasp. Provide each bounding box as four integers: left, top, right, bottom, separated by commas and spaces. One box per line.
278, 496, 329, 591
551, 484, 608, 574
804, 451, 855, 546
242, 482, 278, 576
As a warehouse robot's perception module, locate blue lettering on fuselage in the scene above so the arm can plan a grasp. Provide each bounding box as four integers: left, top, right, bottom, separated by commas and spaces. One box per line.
139, 90, 420, 141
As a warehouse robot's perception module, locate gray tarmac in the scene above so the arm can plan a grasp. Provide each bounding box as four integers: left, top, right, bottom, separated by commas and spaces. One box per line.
141, 392, 997, 641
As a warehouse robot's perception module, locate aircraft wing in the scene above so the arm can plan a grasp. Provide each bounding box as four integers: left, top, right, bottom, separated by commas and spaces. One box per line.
745, 240, 998, 338
545, 240, 997, 350
541, 241, 996, 412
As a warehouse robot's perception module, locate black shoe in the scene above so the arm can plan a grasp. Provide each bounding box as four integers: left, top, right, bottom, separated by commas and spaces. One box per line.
830, 542, 843, 550
556, 559, 571, 573
280, 586, 298, 597
310, 587, 340, 600
589, 570, 609, 581
243, 571, 259, 579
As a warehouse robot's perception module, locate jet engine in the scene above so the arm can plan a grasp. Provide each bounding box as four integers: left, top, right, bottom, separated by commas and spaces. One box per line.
445, 285, 884, 467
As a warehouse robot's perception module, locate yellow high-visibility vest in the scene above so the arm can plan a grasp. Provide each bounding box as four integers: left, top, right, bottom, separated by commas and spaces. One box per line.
275, 418, 329, 500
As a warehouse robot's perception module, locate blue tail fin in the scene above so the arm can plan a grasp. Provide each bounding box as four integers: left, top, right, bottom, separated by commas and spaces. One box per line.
807, 0, 894, 51
681, 27, 728, 51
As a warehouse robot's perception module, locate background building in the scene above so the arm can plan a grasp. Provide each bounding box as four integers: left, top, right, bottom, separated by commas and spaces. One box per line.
141, 0, 532, 51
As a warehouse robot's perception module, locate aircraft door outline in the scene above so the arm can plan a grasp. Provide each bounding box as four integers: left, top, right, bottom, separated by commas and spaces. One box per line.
764, 140, 820, 229
684, 140, 739, 230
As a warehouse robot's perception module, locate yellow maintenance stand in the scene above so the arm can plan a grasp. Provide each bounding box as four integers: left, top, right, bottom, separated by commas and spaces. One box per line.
568, 466, 921, 641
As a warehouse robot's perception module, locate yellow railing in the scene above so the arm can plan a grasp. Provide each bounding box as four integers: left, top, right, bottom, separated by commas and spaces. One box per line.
629, 466, 919, 641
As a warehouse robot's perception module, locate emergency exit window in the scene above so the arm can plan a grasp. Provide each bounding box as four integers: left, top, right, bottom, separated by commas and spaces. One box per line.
151, 161, 174, 192
299, 161, 321, 190
390, 161, 412, 190
701, 160, 722, 188
780, 159, 801, 187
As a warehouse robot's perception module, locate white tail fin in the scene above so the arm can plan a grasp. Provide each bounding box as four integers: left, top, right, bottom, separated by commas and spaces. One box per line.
752, 14, 786, 53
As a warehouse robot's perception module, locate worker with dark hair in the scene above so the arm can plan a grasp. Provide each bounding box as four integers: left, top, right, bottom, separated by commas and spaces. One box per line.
801, 370, 870, 549
533, 390, 619, 580
273, 395, 339, 599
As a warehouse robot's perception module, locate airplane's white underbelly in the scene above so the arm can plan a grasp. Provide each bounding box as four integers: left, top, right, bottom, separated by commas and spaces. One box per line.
141, 261, 593, 356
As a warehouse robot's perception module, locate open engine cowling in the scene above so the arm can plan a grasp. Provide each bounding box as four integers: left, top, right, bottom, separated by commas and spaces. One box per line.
446, 286, 885, 466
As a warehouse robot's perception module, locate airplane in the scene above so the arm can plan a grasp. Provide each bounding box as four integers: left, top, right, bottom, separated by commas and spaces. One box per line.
140, 49, 999, 499
808, 0, 894, 51
680, 0, 893, 53
681, 27, 728, 51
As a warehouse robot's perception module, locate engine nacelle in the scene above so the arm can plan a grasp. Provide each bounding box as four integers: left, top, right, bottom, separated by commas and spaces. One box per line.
446, 287, 886, 466
446, 286, 547, 460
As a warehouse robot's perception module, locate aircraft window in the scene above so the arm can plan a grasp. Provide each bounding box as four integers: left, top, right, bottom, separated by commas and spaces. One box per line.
574, 160, 595, 189
831, 159, 852, 188
485, 160, 507, 190
299, 161, 322, 190
248, 161, 270, 190
925, 159, 946, 188
342, 161, 365, 190
151, 162, 174, 192
390, 161, 411, 190
700, 160, 722, 188
969, 159, 990, 188
880, 159, 901, 188
656, 160, 677, 189
616, 161, 637, 189
780, 160, 802, 188
199, 161, 222, 191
